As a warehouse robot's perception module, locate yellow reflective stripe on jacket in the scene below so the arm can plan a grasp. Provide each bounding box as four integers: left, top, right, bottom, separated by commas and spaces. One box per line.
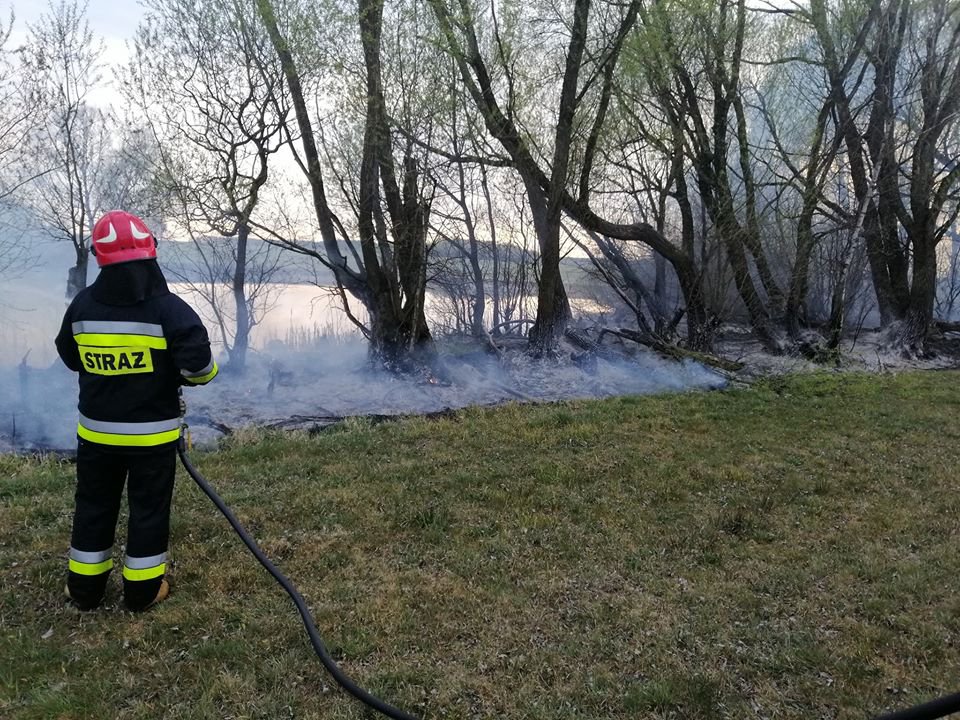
77, 415, 181, 447
77, 424, 180, 447
181, 360, 218, 385
73, 332, 168, 350
77, 425, 180, 447
69, 557, 114, 576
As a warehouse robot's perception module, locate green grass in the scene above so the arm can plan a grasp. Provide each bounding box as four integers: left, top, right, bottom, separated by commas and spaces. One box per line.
2, 371, 959, 719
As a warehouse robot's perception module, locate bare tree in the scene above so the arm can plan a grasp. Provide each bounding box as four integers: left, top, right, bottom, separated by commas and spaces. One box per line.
429, 163, 540, 339
892, 0, 960, 347
428, 0, 729, 353
127, 0, 290, 370
428, 110, 492, 338
427, 0, 614, 355
21, 0, 107, 299
629, 0, 793, 348
0, 11, 40, 278
808, 0, 960, 351
162, 237, 285, 367
255, 0, 438, 370
746, 1, 878, 345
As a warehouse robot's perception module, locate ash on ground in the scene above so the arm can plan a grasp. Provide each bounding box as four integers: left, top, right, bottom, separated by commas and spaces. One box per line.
716, 326, 960, 378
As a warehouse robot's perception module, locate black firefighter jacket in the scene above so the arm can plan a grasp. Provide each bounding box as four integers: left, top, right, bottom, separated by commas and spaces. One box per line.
55, 260, 217, 447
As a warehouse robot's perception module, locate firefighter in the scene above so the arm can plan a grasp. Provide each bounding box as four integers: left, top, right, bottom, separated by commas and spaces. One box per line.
55, 210, 218, 611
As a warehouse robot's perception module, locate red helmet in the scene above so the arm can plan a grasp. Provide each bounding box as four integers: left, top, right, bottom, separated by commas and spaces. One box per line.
91, 210, 157, 267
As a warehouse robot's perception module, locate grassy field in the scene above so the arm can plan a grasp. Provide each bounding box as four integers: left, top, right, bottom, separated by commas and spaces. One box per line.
2, 371, 959, 720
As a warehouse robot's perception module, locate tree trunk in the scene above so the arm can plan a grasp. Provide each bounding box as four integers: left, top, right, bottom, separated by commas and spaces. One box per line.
525, 177, 571, 355
895, 234, 939, 351
786, 188, 819, 339
826, 251, 850, 350
528, 0, 591, 355
670, 153, 714, 350
480, 164, 501, 336
712, 198, 781, 350
468, 245, 485, 338
677, 263, 712, 352
785, 94, 837, 340
358, 0, 434, 370
393, 154, 434, 363
230, 222, 251, 371
653, 253, 667, 336
66, 246, 89, 300
453, 157, 486, 338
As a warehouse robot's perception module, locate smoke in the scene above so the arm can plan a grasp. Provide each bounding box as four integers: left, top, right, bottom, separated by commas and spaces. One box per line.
1, 330, 726, 452
0, 238, 727, 453
0, 359, 78, 451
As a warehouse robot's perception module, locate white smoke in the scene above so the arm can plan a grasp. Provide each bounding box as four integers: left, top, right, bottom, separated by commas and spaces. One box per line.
1, 331, 727, 452
0, 238, 727, 452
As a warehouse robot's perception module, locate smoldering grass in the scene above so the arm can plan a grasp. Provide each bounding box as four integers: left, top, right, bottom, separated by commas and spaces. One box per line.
1, 371, 959, 719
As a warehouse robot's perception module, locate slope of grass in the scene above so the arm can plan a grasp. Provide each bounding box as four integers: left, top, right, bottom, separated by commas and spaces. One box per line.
2, 371, 959, 719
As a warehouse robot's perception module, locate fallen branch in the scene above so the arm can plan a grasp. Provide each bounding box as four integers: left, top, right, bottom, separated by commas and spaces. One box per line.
190, 415, 236, 435
480, 327, 505, 360
489, 381, 537, 402
491, 318, 535, 336
600, 328, 745, 372
564, 328, 626, 361
263, 414, 345, 430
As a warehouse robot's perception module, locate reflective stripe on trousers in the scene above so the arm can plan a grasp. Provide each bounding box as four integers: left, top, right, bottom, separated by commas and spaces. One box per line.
68, 546, 113, 576
123, 552, 167, 582
77, 414, 181, 447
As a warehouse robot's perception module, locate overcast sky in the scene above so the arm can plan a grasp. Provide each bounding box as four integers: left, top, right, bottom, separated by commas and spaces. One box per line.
4, 0, 143, 29
3, 0, 144, 109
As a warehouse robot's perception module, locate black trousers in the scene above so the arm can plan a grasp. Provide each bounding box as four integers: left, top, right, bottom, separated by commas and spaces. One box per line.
67, 439, 176, 610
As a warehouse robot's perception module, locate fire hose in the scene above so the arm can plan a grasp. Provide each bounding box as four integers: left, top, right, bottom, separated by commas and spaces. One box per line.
871, 694, 960, 720
175, 419, 959, 720
177, 423, 421, 720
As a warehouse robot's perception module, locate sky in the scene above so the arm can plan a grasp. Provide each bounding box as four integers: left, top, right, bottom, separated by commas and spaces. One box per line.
3, 0, 144, 41
2, 0, 144, 109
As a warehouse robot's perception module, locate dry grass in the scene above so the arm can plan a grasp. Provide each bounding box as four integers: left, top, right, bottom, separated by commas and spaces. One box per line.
2, 370, 959, 719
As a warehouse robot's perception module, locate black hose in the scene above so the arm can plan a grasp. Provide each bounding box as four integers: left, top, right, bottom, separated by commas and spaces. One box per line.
871, 691, 960, 720
177, 443, 422, 720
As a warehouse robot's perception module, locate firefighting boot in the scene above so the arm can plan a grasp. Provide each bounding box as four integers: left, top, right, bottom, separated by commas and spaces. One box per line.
64, 582, 104, 611
125, 578, 170, 611
145, 579, 170, 609
65, 569, 110, 611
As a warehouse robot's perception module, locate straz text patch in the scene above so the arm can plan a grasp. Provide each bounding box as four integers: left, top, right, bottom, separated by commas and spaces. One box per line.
78, 346, 154, 376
